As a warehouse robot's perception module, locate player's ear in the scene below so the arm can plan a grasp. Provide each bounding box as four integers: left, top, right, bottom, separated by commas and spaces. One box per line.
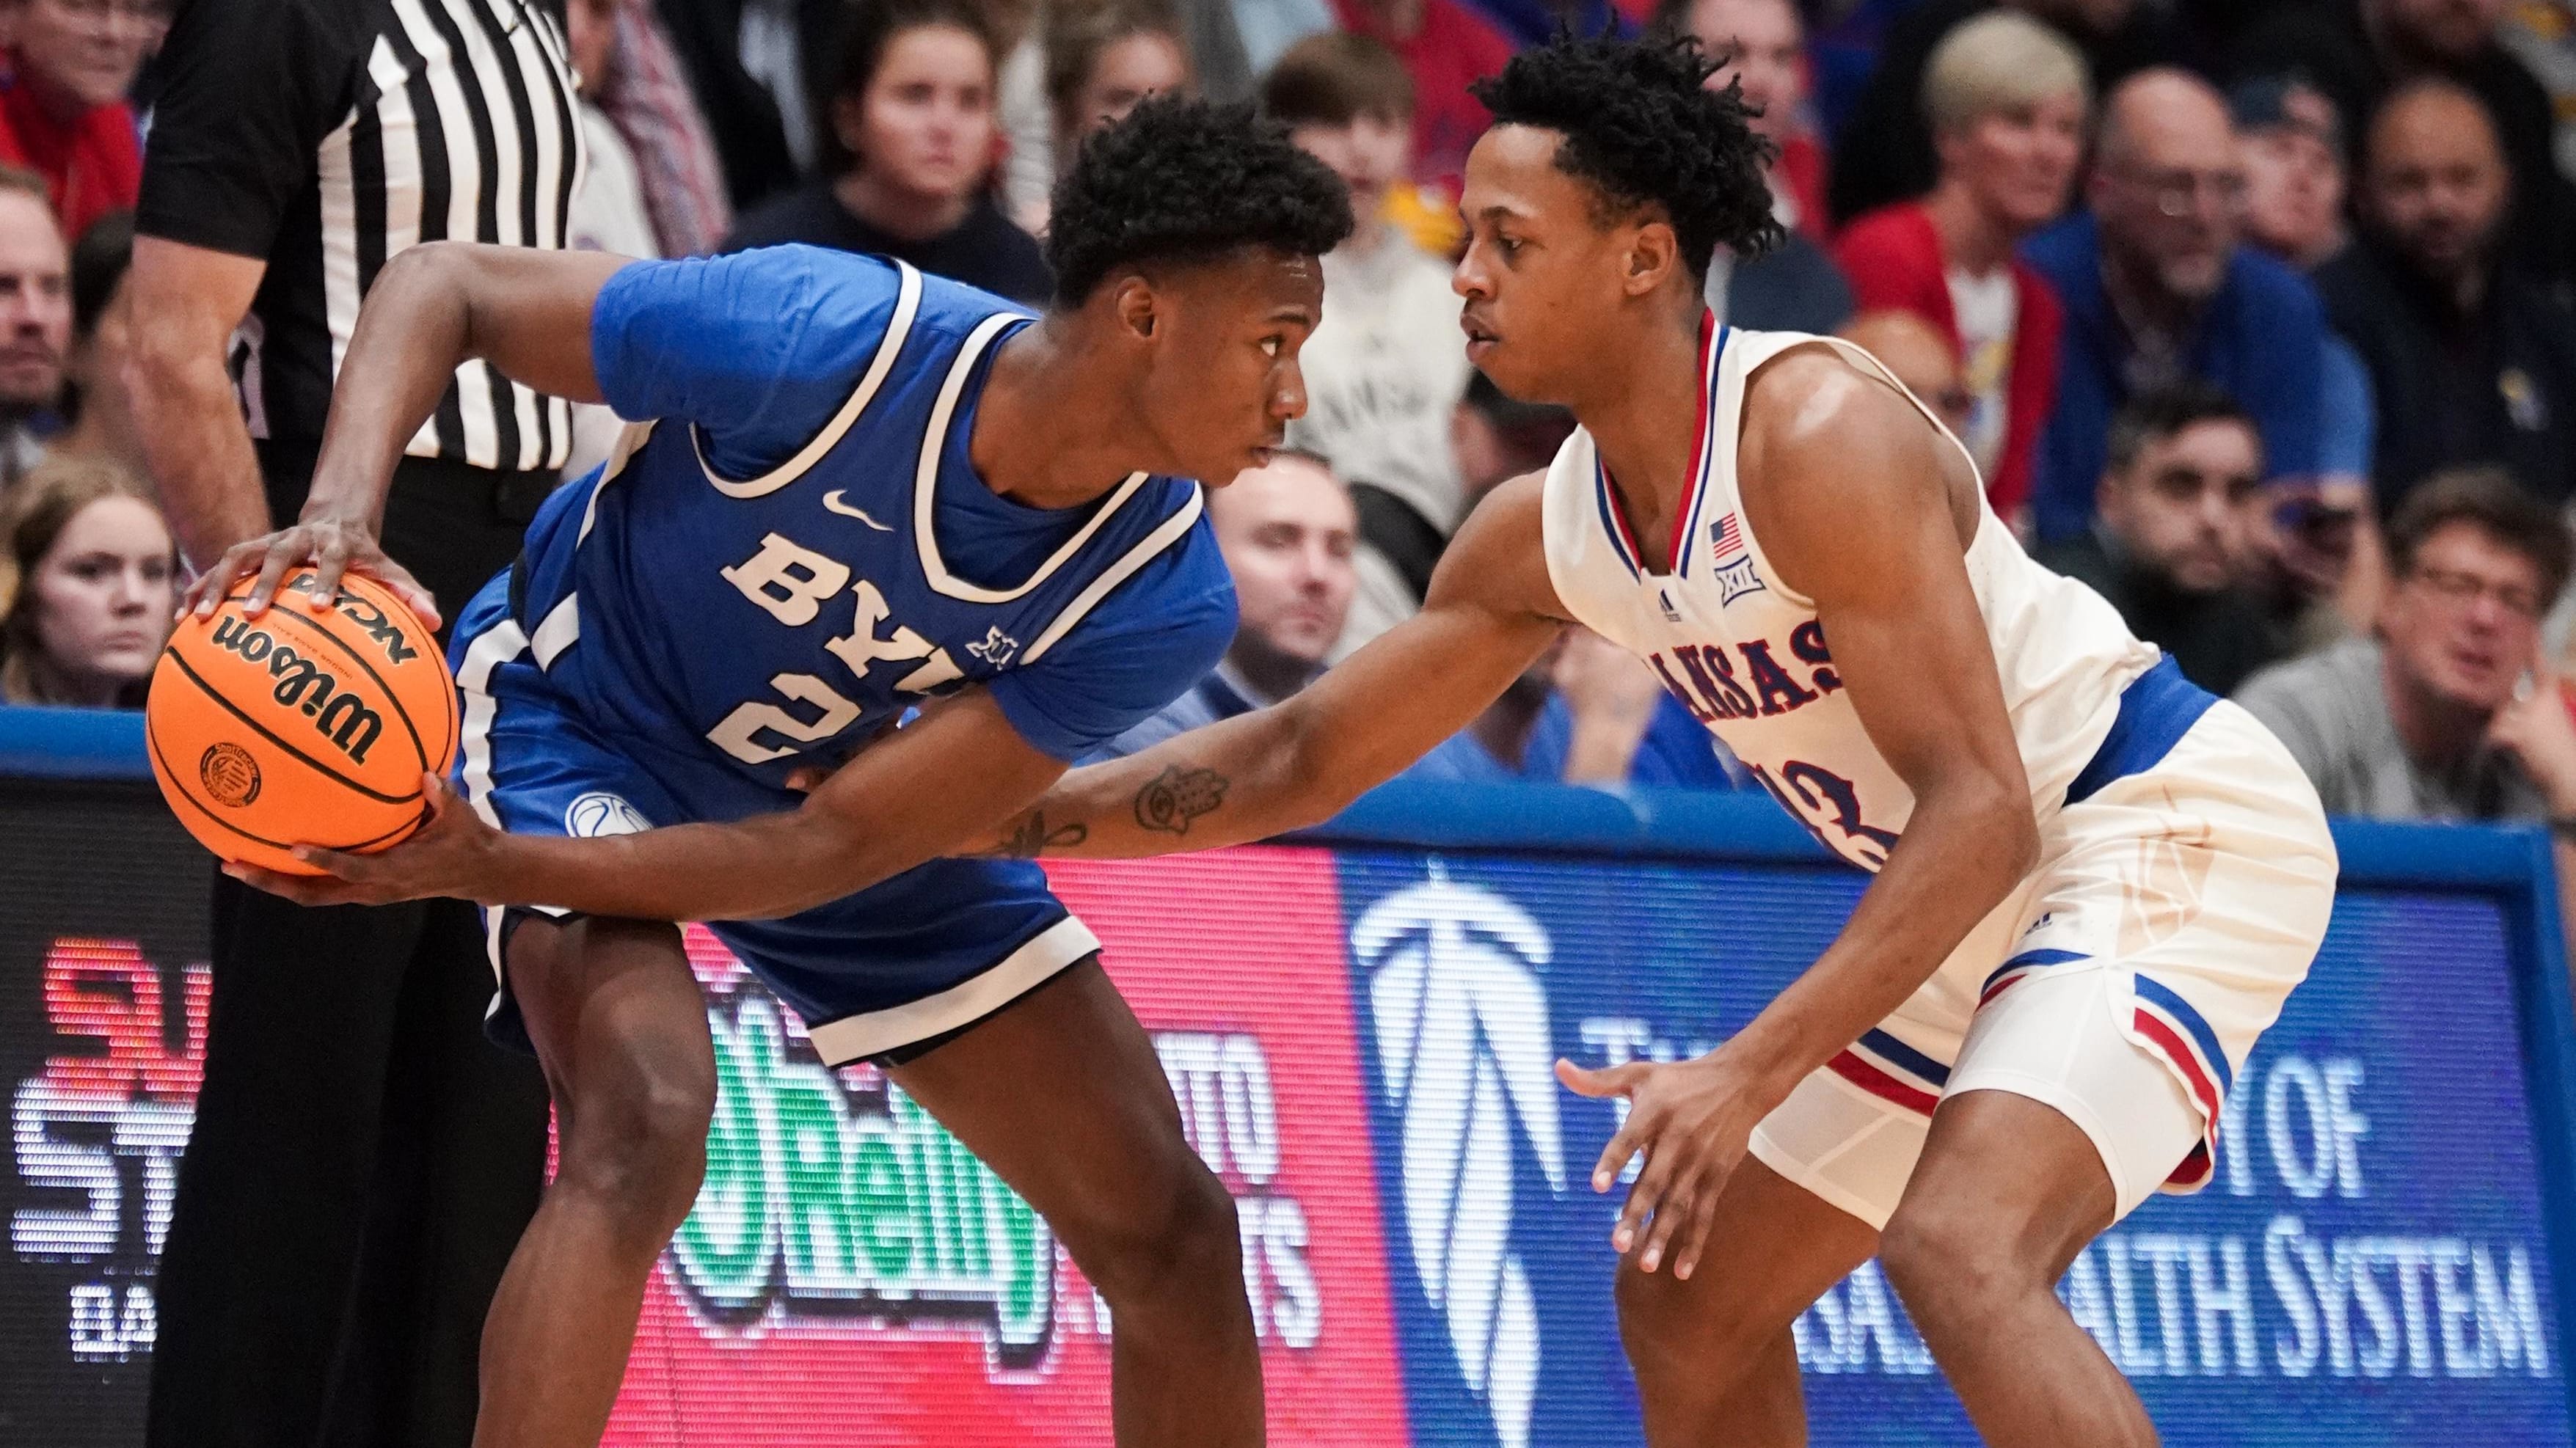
1623, 219, 1681, 299
1112, 275, 1160, 342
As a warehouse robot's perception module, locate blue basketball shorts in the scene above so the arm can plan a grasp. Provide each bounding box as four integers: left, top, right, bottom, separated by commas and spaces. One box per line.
442, 580, 1099, 1066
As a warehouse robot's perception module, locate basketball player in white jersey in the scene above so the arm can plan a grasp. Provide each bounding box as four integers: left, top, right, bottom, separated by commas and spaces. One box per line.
952, 34, 2339, 1445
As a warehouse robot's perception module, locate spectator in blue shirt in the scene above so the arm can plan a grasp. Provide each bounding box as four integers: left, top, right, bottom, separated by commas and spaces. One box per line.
1405, 629, 1740, 789
2021, 68, 2326, 545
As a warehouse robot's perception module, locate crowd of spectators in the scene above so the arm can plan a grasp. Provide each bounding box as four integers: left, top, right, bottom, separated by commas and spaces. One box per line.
7, 0, 2576, 825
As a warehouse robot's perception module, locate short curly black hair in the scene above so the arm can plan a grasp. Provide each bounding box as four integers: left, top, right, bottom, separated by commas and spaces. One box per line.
1046, 96, 1356, 307
1470, 34, 1783, 279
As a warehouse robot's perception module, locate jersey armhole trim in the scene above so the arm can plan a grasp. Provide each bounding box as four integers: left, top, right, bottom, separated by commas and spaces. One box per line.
1727, 334, 1991, 613
913, 310, 1148, 604
688, 260, 926, 498
1019, 484, 1207, 665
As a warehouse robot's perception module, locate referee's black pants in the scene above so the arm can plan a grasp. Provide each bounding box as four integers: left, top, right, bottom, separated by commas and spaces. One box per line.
145, 456, 559, 1448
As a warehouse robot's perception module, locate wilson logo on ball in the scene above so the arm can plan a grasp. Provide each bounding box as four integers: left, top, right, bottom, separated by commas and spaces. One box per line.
197, 743, 262, 808
208, 615, 386, 764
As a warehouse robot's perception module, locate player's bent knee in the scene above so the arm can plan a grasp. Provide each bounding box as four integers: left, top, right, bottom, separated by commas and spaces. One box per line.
1061, 1153, 1242, 1318
557, 1049, 718, 1246
1614, 1260, 1777, 1394
1878, 1194, 2027, 1323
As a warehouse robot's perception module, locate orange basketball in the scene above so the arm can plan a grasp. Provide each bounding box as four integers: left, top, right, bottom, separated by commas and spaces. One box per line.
145, 569, 457, 875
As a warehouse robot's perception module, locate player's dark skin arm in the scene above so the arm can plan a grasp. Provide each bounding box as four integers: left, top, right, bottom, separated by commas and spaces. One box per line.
997, 352, 2043, 1282
228, 689, 1073, 918
178, 241, 1080, 921
1557, 351, 2040, 1279
967, 474, 1570, 856
231, 477, 1564, 915
177, 241, 632, 627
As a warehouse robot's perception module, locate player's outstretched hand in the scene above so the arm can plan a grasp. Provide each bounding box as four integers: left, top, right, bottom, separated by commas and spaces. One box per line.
1557, 1053, 1773, 1281
180, 515, 441, 632
222, 774, 507, 907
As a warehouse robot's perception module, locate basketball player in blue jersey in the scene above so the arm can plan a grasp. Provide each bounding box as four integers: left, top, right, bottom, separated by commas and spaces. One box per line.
188, 100, 1351, 1447
265, 40, 2337, 1447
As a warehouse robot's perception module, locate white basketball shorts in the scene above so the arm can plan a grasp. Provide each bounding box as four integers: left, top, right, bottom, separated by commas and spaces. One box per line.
1746, 697, 2339, 1230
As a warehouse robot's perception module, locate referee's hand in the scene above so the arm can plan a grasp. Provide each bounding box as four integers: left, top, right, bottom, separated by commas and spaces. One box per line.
181, 517, 442, 632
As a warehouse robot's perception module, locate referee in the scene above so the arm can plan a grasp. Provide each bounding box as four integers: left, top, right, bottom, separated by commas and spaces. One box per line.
125, 1, 578, 1444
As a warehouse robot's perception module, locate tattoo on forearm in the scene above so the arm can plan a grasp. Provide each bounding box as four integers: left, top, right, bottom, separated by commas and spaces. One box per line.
977, 812, 1089, 859
1134, 766, 1228, 835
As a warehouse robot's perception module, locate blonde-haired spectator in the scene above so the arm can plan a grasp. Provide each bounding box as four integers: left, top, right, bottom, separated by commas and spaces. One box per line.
0, 453, 172, 708
1834, 10, 2085, 526
0, 0, 153, 243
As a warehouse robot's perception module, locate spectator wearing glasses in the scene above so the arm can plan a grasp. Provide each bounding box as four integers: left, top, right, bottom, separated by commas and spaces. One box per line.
2035, 381, 2286, 694
0, 0, 156, 244
2238, 468, 2576, 827
0, 452, 171, 707
1834, 10, 2083, 524
2023, 68, 2327, 545
2316, 78, 2576, 514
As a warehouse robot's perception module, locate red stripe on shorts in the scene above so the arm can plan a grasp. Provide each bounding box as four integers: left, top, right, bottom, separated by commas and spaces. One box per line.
2132, 1009, 2224, 1125
1826, 1049, 1940, 1116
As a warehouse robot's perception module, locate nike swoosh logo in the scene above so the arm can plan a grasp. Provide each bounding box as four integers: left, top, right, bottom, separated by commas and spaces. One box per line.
822, 490, 894, 531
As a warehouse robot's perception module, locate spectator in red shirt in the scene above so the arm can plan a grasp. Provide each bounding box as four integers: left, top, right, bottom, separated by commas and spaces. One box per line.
1833, 10, 2084, 525
1331, 0, 1513, 191
0, 0, 155, 243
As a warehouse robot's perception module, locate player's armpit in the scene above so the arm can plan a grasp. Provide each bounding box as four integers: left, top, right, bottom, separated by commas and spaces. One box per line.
974, 475, 1572, 860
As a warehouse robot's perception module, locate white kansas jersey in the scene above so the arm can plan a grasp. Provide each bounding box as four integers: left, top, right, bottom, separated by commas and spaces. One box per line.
1541, 323, 2159, 870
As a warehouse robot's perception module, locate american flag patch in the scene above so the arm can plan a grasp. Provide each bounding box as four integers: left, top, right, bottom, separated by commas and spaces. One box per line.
1710, 512, 1743, 559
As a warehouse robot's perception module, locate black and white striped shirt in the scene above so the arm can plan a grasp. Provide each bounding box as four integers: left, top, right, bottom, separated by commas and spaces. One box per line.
139, 0, 585, 475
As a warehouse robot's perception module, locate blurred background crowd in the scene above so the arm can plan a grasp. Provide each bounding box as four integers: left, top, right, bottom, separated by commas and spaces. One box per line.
3, 3, 2574, 1440
6, 0, 2576, 839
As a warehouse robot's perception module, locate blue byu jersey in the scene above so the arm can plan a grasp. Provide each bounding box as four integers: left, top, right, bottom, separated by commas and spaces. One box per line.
448, 247, 1236, 1063
519, 246, 1235, 775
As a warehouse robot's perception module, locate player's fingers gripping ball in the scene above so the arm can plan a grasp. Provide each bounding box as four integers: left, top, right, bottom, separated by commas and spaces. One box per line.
146, 569, 458, 876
